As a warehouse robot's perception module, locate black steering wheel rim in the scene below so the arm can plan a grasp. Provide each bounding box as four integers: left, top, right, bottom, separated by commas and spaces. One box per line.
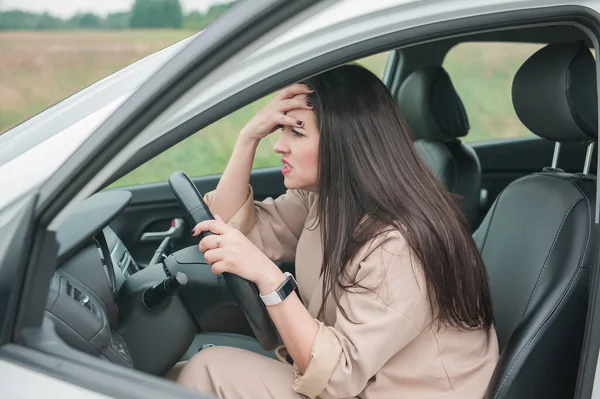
167, 171, 279, 351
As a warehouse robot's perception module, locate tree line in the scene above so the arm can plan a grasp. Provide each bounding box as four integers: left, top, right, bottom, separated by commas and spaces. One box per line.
0, 0, 235, 31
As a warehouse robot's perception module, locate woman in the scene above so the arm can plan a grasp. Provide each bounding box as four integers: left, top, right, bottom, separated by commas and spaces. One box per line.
177, 64, 499, 398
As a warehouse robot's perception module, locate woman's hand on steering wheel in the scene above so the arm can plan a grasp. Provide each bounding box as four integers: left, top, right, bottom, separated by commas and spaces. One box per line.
239, 83, 315, 143
192, 216, 286, 295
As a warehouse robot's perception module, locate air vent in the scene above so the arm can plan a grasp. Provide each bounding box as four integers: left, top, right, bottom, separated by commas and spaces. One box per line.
62, 279, 100, 318
119, 251, 139, 276
94, 238, 115, 293
120, 251, 131, 277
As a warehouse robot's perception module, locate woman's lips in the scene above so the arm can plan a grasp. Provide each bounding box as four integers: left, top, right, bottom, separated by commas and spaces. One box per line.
282, 159, 292, 175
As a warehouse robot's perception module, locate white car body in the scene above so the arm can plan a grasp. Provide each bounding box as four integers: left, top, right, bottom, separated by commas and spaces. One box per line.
2, 0, 600, 397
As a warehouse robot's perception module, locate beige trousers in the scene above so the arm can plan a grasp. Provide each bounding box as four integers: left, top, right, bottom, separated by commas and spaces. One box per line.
175, 346, 306, 399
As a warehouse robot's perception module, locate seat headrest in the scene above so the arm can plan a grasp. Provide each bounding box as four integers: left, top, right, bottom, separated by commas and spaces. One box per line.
512, 42, 598, 143
397, 66, 469, 142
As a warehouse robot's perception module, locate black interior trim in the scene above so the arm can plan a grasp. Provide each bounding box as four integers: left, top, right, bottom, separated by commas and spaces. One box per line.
107, 6, 600, 187
56, 191, 132, 264
472, 136, 598, 174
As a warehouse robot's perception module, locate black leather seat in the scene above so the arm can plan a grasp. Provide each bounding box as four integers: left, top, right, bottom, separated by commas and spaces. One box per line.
478, 42, 598, 399
397, 66, 481, 228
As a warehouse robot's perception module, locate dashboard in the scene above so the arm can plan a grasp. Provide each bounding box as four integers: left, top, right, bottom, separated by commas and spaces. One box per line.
45, 191, 197, 375
48, 233, 132, 367
43, 188, 258, 376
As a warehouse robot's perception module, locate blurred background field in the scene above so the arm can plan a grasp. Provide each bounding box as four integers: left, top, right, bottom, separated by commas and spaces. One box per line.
0, 2, 541, 187
0, 30, 192, 132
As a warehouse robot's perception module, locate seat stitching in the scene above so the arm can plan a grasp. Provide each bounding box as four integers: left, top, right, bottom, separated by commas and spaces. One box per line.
566, 180, 592, 269
522, 196, 583, 316
534, 174, 593, 269
494, 266, 585, 399
495, 176, 594, 397
494, 183, 590, 398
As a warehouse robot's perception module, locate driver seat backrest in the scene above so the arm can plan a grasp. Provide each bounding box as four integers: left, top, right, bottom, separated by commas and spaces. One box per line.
397, 66, 481, 229
478, 42, 598, 399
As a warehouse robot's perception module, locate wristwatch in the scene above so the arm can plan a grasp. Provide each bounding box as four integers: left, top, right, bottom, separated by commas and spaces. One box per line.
260, 272, 298, 306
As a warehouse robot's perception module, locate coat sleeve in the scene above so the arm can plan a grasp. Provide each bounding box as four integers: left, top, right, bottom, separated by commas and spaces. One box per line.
203, 185, 311, 262
291, 231, 432, 399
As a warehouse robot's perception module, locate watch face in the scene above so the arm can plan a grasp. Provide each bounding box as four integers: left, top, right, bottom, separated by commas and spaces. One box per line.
278, 274, 298, 300
260, 273, 298, 305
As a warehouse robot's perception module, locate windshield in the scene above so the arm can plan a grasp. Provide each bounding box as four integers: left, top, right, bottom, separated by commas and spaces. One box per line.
0, 37, 193, 168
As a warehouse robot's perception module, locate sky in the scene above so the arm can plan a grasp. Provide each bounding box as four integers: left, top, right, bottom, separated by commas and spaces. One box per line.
0, 0, 232, 17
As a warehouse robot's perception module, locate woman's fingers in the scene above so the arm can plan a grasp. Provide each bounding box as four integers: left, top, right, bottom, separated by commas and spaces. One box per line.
203, 248, 236, 276
239, 83, 314, 141
192, 218, 229, 236
198, 234, 223, 253
203, 248, 227, 268
210, 260, 228, 275
278, 83, 314, 99
272, 95, 314, 129
279, 97, 314, 113
277, 114, 304, 128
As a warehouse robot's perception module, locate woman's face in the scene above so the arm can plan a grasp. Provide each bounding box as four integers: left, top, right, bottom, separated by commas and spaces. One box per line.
273, 105, 320, 192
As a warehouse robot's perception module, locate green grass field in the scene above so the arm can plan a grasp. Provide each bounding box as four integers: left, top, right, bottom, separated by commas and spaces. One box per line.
0, 31, 542, 188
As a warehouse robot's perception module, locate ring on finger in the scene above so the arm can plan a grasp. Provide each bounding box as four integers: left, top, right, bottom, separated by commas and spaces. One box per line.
215, 235, 222, 248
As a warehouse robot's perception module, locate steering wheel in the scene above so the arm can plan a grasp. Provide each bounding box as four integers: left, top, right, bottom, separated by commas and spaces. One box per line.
168, 171, 280, 351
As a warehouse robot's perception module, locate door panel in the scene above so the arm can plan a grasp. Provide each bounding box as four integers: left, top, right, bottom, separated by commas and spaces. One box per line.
472, 136, 597, 220
108, 167, 286, 267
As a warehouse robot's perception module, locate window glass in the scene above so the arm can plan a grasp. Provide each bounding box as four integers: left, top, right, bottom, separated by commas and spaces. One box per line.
111, 52, 390, 187
443, 42, 544, 142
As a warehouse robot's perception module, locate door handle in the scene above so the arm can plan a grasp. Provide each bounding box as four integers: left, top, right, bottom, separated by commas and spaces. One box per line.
141, 218, 184, 242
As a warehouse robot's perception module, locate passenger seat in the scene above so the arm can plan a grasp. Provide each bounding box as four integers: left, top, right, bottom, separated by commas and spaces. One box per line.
397, 66, 481, 228
479, 41, 597, 399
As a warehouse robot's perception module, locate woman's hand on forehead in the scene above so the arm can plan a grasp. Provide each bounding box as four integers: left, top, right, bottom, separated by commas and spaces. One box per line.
239, 84, 314, 142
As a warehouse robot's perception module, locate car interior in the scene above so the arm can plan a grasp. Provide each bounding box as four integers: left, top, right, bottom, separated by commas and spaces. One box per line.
42, 21, 598, 399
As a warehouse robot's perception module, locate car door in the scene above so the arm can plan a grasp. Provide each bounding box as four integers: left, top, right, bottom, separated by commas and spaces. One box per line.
0, 1, 329, 397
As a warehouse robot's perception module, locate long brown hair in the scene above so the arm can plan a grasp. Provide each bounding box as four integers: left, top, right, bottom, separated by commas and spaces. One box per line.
303, 64, 493, 330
